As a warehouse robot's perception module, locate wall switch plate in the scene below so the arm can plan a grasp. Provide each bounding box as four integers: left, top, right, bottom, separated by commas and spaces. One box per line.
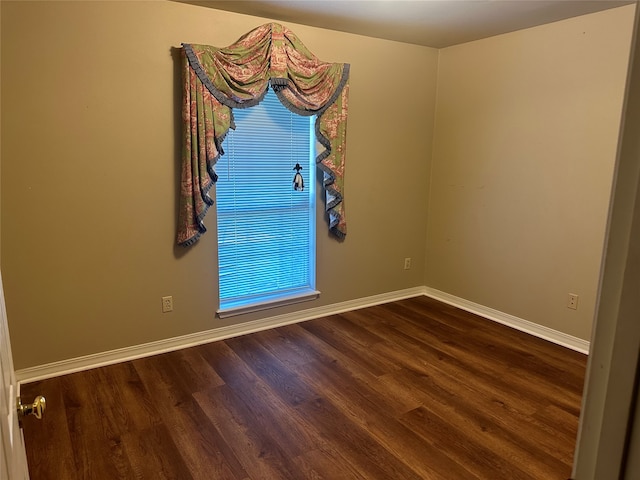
404, 258, 412, 270
162, 296, 173, 313
568, 293, 579, 310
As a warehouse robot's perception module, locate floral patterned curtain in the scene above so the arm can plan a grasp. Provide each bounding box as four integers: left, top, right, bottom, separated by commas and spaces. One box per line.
177, 23, 350, 247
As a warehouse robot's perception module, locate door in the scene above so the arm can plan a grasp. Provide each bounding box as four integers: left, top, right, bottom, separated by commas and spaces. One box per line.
0, 271, 29, 480
624, 386, 640, 479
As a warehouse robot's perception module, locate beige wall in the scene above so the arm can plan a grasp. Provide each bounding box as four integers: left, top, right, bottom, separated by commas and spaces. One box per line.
0, 1, 438, 369
426, 5, 636, 341
1, 1, 635, 370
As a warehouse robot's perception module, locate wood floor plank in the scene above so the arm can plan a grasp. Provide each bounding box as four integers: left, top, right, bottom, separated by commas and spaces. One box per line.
194, 383, 301, 480
294, 395, 425, 480
229, 330, 466, 479
405, 296, 587, 374
91, 362, 162, 434
59, 369, 139, 479
20, 296, 587, 479
121, 423, 195, 480
196, 340, 318, 458
132, 352, 248, 480
400, 405, 539, 480
297, 358, 484, 480
364, 310, 571, 416
197, 335, 385, 480
265, 323, 423, 416
397, 367, 572, 479
224, 333, 318, 408
368, 321, 581, 467
292, 448, 369, 480
162, 397, 248, 480
300, 315, 401, 377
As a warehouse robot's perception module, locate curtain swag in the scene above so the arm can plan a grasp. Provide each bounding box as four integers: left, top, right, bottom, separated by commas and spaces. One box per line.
176, 23, 350, 247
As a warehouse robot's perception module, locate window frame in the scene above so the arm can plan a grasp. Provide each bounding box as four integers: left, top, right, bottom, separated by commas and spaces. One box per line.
215, 89, 319, 318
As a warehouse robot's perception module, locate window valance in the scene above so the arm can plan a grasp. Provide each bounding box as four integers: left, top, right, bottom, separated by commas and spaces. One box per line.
176, 23, 350, 247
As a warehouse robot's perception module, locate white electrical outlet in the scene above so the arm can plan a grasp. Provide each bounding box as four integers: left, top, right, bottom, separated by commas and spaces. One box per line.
162, 296, 173, 313
404, 258, 411, 270
568, 293, 579, 310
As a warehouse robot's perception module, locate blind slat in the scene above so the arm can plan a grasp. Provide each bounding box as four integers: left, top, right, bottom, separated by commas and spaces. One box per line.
216, 89, 316, 307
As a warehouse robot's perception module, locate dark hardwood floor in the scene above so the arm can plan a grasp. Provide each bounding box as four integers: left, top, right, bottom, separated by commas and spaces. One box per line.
20, 296, 587, 479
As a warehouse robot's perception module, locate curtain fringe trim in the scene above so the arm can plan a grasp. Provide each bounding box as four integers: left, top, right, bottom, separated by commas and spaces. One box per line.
272, 64, 350, 118
330, 226, 346, 240
179, 147, 224, 247
181, 42, 349, 240
178, 231, 203, 247
183, 43, 268, 110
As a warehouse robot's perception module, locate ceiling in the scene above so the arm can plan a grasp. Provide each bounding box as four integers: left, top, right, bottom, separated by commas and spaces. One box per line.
180, 0, 635, 48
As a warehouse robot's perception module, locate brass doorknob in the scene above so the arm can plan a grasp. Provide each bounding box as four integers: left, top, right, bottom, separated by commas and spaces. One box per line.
17, 395, 46, 420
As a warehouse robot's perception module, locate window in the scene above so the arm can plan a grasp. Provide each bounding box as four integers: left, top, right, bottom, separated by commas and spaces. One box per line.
216, 88, 318, 318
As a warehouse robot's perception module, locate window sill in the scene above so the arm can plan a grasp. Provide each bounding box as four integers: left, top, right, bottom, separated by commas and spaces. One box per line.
217, 290, 320, 319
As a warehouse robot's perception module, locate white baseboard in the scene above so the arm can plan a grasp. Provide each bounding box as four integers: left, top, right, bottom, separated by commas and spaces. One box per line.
17, 285, 589, 384
16, 287, 426, 384
423, 287, 590, 354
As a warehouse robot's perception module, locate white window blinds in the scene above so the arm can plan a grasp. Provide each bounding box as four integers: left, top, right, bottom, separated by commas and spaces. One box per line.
216, 88, 317, 316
